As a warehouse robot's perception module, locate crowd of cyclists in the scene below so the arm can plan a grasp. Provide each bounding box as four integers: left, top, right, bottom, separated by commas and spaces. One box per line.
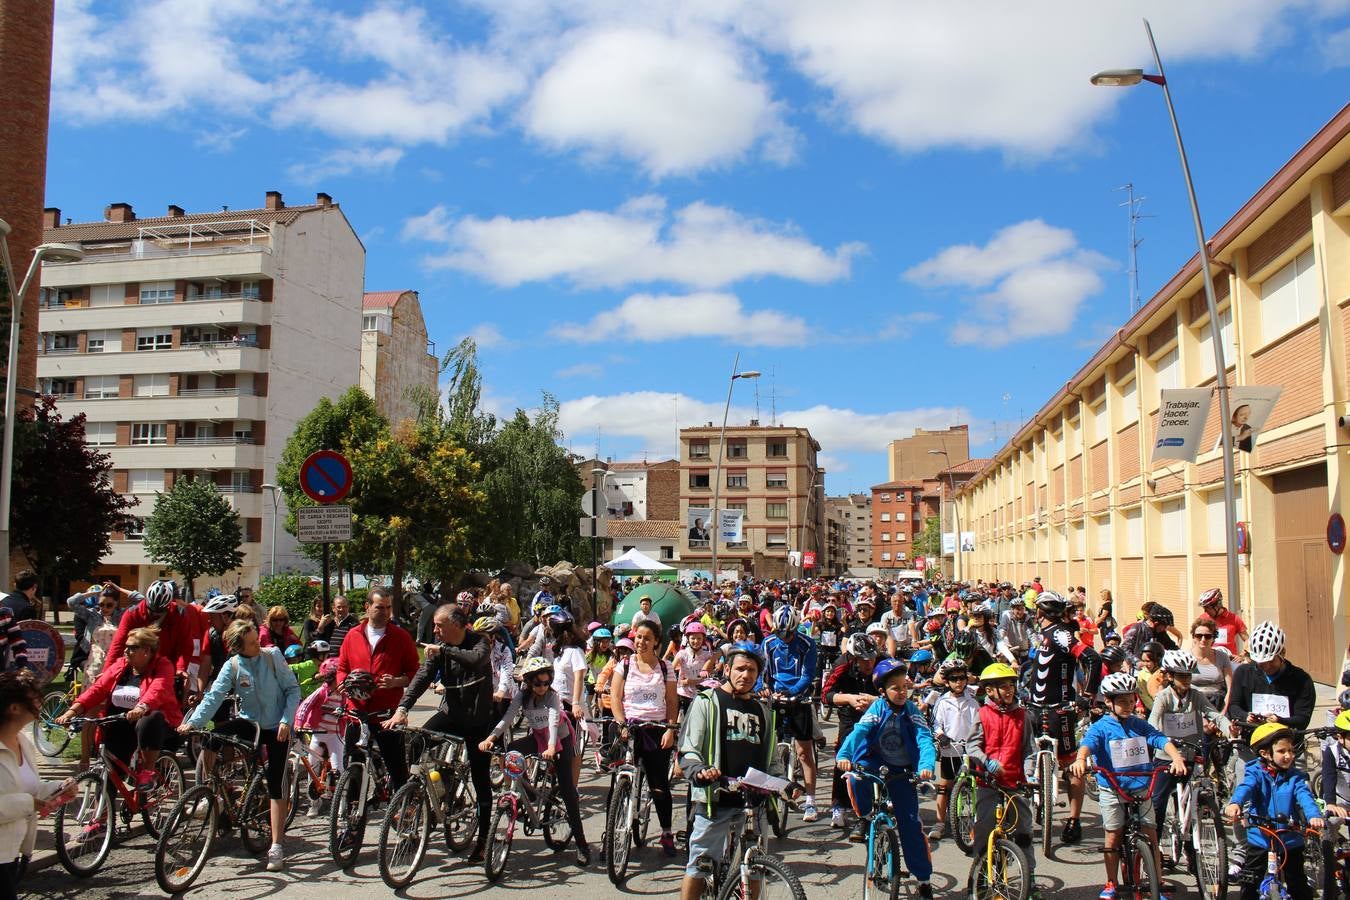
3, 570, 1349, 900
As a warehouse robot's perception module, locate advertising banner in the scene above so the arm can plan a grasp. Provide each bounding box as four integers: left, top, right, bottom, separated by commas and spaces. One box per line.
717, 508, 744, 543
1215, 386, 1284, 453
687, 506, 712, 548
1152, 387, 1214, 463
960, 531, 976, 552
803, 551, 816, 569
942, 532, 956, 554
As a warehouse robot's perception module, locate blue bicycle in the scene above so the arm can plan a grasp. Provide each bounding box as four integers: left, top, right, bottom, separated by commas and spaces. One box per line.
847, 767, 932, 900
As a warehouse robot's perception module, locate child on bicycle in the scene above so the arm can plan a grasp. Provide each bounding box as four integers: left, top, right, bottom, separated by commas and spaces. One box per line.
1071, 671, 1188, 900
929, 658, 980, 842
294, 656, 344, 817
1225, 722, 1326, 900
1319, 708, 1350, 815
1146, 649, 1234, 829
965, 662, 1038, 890
837, 657, 937, 899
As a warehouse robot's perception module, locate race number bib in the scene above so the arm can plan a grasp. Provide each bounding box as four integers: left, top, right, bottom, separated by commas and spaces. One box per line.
1251, 694, 1290, 718
1163, 712, 1198, 738
821, 632, 837, 647
1108, 735, 1151, 769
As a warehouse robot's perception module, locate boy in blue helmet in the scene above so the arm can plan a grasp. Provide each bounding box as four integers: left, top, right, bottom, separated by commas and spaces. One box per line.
837, 657, 937, 899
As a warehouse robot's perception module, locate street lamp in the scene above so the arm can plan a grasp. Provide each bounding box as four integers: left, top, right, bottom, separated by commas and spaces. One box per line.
0, 218, 84, 589
261, 484, 280, 577
1091, 18, 1241, 614
591, 466, 607, 615
710, 354, 760, 586
929, 449, 961, 581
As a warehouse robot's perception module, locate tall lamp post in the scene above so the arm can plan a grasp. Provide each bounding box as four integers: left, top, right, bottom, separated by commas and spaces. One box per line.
590, 466, 609, 616
710, 354, 760, 586
261, 483, 280, 577
929, 449, 961, 581
1091, 18, 1241, 612
0, 219, 84, 588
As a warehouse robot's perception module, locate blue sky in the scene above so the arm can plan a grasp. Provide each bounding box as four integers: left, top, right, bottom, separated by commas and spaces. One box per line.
46, 1, 1350, 492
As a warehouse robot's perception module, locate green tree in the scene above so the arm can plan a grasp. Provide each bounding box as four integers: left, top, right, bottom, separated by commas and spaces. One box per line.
142, 477, 244, 597
912, 515, 941, 566
255, 574, 321, 626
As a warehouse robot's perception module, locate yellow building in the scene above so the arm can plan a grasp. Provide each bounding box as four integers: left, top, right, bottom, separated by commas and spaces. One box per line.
957, 102, 1350, 684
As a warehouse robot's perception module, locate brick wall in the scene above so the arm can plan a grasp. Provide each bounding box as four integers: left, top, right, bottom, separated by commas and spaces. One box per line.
646, 463, 679, 520
1247, 196, 1312, 275
1117, 423, 1140, 482
1252, 322, 1320, 429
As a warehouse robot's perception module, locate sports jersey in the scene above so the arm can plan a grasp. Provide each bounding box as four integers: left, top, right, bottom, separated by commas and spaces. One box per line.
1029, 621, 1100, 707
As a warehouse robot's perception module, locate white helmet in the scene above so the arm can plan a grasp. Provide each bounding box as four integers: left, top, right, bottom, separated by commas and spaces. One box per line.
1248, 621, 1285, 663
1101, 671, 1139, 697
1161, 649, 1198, 674
844, 633, 876, 659
772, 604, 800, 636
202, 593, 238, 615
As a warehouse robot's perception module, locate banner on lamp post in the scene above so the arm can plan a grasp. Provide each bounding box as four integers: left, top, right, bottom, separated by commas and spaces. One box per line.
1214, 386, 1283, 453
802, 551, 816, 569
941, 532, 956, 554
1152, 387, 1214, 463
717, 508, 744, 542
960, 531, 976, 552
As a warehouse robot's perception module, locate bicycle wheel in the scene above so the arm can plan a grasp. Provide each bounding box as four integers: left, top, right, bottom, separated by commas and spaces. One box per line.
1159, 792, 1183, 870
155, 785, 217, 894
239, 772, 272, 855
606, 776, 635, 884
767, 744, 791, 838
33, 690, 72, 757
968, 837, 1032, 900
953, 774, 978, 854
543, 785, 574, 851
330, 762, 368, 867
1192, 793, 1228, 900
484, 802, 514, 882
54, 772, 113, 877
634, 778, 654, 847
1037, 753, 1055, 858
718, 850, 808, 900
1305, 837, 1326, 900
141, 753, 185, 839
882, 827, 905, 900
444, 771, 478, 852
378, 779, 432, 889
1129, 836, 1162, 900
284, 752, 304, 830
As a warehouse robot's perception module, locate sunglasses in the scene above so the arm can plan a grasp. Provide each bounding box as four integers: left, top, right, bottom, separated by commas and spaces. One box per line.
271, 617, 289, 623
1194, 633, 1215, 640
125, 644, 149, 653
530, 678, 553, 688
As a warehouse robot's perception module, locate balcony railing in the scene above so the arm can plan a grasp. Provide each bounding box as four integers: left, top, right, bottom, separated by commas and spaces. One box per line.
39, 346, 79, 355
183, 292, 261, 303
173, 435, 256, 446
176, 387, 259, 398
216, 484, 260, 493
181, 336, 258, 349
688, 539, 710, 550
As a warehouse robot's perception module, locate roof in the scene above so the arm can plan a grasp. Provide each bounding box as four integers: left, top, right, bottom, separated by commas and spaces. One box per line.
871, 480, 924, 491
43, 203, 327, 244
608, 459, 679, 471
605, 519, 681, 539
363, 290, 411, 310
939, 458, 990, 476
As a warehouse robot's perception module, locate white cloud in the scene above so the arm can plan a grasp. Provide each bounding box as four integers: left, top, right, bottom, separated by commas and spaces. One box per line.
1321, 26, 1350, 67
552, 293, 809, 346
404, 196, 863, 289
904, 220, 1111, 347
462, 323, 512, 349
524, 26, 794, 176
555, 362, 604, 379
287, 147, 404, 184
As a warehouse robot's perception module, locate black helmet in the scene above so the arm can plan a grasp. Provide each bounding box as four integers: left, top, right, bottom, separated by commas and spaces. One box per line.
1100, 646, 1126, 665
952, 630, 976, 652
1035, 590, 1067, 619
1141, 640, 1166, 661
1149, 605, 1174, 627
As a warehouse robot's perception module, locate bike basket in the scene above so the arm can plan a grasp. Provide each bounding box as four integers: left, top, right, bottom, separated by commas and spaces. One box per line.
504, 750, 527, 778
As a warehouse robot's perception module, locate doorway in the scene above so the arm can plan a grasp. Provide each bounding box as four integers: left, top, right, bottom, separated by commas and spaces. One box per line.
1271, 465, 1337, 684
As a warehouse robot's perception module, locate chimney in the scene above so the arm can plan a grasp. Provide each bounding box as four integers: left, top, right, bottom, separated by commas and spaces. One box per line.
104, 202, 135, 223
166, 204, 185, 218
315, 192, 332, 208
265, 190, 284, 210
42, 208, 60, 229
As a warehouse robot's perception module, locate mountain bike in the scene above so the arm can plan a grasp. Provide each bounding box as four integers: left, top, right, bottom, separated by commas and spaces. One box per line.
692, 774, 807, 900
603, 720, 662, 884
949, 752, 981, 854
32, 662, 83, 757
1095, 765, 1169, 900
1027, 701, 1076, 858
767, 696, 812, 838
329, 710, 394, 867
965, 771, 1035, 900
377, 725, 480, 888
816, 648, 839, 722
847, 767, 933, 900
284, 729, 336, 828
1157, 737, 1228, 900
153, 721, 270, 893
54, 714, 185, 877
1242, 812, 1339, 900
483, 750, 574, 882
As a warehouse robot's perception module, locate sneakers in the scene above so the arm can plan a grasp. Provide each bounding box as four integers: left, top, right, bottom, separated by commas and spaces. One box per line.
575, 841, 591, 867
134, 770, 158, 792
927, 822, 945, 842
802, 801, 819, 823
266, 846, 285, 872
660, 831, 676, 857
307, 797, 324, 819
1061, 817, 1082, 844
848, 826, 866, 844
917, 883, 933, 899
830, 808, 846, 829
1099, 883, 1117, 900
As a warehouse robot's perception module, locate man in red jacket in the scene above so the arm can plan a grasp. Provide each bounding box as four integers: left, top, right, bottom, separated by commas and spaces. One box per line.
106, 580, 193, 687
336, 587, 419, 790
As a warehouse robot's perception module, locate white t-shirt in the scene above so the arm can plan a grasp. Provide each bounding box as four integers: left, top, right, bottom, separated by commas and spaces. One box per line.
621, 657, 675, 722
553, 646, 586, 706
366, 623, 386, 651
631, 610, 662, 631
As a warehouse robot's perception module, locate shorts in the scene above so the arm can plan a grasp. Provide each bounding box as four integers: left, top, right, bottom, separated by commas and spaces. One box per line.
938, 756, 963, 781
1025, 704, 1079, 764
1097, 783, 1155, 832
685, 806, 755, 878
777, 703, 816, 742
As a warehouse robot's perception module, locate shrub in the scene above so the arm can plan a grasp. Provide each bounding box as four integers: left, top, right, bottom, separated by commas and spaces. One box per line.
256, 575, 321, 626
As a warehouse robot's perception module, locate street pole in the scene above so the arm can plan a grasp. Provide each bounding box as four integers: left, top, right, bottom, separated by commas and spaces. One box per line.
262, 483, 279, 578
591, 466, 604, 618
710, 353, 737, 588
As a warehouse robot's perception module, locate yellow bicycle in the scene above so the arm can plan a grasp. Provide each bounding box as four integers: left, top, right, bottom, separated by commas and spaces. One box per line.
967, 773, 1035, 900
33, 662, 84, 757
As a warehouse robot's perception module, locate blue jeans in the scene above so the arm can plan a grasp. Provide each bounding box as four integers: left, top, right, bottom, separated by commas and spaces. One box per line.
847, 772, 932, 882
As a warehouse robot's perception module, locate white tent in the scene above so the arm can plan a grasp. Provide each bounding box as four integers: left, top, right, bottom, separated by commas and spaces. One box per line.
603, 547, 675, 572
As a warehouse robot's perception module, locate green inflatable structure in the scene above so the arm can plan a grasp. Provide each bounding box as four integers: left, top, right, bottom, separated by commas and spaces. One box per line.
612, 582, 697, 631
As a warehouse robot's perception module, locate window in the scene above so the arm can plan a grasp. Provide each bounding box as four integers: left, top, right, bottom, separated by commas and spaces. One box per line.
766, 502, 788, 519
896, 512, 906, 522
241, 280, 260, 299
85, 329, 118, 353
766, 470, 787, 489
726, 439, 748, 459
1159, 497, 1186, 553
85, 422, 115, 446
881, 512, 891, 522
766, 531, 787, 549
881, 532, 890, 542
881, 552, 891, 562
131, 423, 167, 446
47, 333, 77, 352
689, 440, 710, 459
896, 491, 906, 501
129, 469, 164, 493
1094, 514, 1112, 556
688, 471, 710, 489
895, 533, 907, 542
139, 281, 175, 304
726, 471, 748, 489
1070, 520, 1085, 558
90, 284, 122, 307
1091, 400, 1109, 442
1155, 346, 1180, 392
136, 329, 172, 351
363, 315, 379, 332
230, 470, 252, 492
1118, 377, 1139, 425
880, 493, 890, 502
1259, 247, 1318, 342
1198, 306, 1236, 379
133, 374, 169, 397
660, 546, 674, 560
123, 518, 146, 540
767, 440, 788, 458
1205, 486, 1243, 550
43, 378, 76, 397
1123, 506, 1143, 555
232, 422, 252, 441
84, 375, 118, 399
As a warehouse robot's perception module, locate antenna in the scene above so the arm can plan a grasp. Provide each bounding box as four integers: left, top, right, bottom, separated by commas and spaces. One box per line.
1116, 183, 1153, 316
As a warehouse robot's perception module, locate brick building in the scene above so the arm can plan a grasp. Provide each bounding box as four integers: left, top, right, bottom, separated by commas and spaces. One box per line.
869, 480, 924, 572
359, 290, 438, 430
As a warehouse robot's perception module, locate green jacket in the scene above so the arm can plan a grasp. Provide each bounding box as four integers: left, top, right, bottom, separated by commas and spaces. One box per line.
289, 660, 320, 698
677, 687, 778, 816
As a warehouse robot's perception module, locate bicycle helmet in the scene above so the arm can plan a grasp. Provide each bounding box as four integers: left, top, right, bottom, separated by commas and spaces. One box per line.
202, 593, 238, 615
1162, 649, 1198, 674
614, 638, 635, 653
771, 604, 800, 637
979, 662, 1019, 683
1340, 688, 1350, 711
724, 641, 765, 673
340, 669, 376, 701
872, 657, 908, 689
1034, 590, 1067, 619
1335, 709, 1350, 734
951, 630, 976, 653
684, 621, 706, 636
1250, 722, 1295, 750
844, 633, 874, 659
547, 610, 574, 632
865, 621, 888, 637
307, 640, 330, 656
519, 657, 554, 682
1100, 671, 1138, 697
144, 579, 177, 614
532, 600, 550, 617
284, 644, 304, 661
1148, 605, 1174, 627
1198, 588, 1223, 609
1140, 640, 1166, 662
973, 602, 997, 618
319, 657, 340, 677
1248, 621, 1285, 663
908, 648, 935, 667
472, 615, 500, 634
939, 659, 969, 679
476, 600, 498, 618
1099, 645, 1126, 666
593, 627, 613, 640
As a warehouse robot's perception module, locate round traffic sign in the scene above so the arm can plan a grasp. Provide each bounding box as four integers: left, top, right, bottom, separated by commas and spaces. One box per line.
19, 620, 64, 686
1330, 513, 1346, 555
299, 450, 353, 504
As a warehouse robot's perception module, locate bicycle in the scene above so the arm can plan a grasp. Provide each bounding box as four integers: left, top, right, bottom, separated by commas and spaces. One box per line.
692, 774, 807, 900
1157, 737, 1228, 900
483, 750, 574, 882
816, 649, 840, 723
1242, 812, 1339, 900
329, 709, 394, 867
53, 714, 185, 878
965, 770, 1035, 900
848, 767, 934, 900
377, 725, 480, 888
948, 752, 981, 854
284, 729, 336, 828
153, 721, 271, 893
32, 661, 83, 757
603, 719, 662, 884
767, 696, 813, 838
1094, 764, 1170, 900
1027, 701, 1077, 858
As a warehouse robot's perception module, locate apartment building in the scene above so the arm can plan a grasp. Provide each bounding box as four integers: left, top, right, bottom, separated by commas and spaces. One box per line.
824, 493, 872, 575
359, 290, 438, 429
586, 459, 681, 562
870, 481, 923, 572
36, 191, 364, 590
957, 101, 1350, 684
886, 424, 971, 482
679, 423, 823, 579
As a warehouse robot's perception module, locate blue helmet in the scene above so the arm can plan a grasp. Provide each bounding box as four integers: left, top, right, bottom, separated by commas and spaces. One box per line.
872, 657, 909, 689
908, 649, 935, 667
724, 640, 765, 673
284, 644, 304, 661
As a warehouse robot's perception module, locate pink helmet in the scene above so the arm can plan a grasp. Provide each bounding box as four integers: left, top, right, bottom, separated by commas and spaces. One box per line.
615, 638, 636, 653
683, 622, 707, 635
586, 621, 604, 633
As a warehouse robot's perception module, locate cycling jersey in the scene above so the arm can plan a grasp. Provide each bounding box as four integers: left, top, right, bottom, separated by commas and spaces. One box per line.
762, 631, 816, 697
1029, 621, 1100, 707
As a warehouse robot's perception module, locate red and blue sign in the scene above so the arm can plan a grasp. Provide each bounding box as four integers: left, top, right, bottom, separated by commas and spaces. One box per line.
299, 450, 352, 504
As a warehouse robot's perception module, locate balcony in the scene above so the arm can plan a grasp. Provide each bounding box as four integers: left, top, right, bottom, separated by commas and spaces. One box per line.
108, 441, 264, 470
175, 435, 256, 446
40, 297, 271, 332
66, 393, 266, 422
38, 344, 267, 379
181, 335, 257, 350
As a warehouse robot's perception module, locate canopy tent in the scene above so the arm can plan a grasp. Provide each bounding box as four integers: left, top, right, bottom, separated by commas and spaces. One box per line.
603, 547, 675, 572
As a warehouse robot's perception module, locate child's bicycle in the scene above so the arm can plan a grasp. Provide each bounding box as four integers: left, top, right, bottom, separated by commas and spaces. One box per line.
284, 729, 337, 827
1241, 811, 1339, 900
32, 662, 84, 757
965, 770, 1036, 900
1158, 737, 1228, 900
936, 738, 979, 854
693, 774, 807, 900
846, 767, 934, 900
1094, 765, 1170, 900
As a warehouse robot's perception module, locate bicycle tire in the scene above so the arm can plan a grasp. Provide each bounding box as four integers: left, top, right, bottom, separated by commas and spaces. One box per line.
1130, 835, 1163, 900
1037, 753, 1055, 858
968, 836, 1033, 900
330, 762, 368, 867
284, 752, 304, 830
484, 802, 514, 882
378, 779, 432, 889
239, 771, 271, 855
1160, 791, 1183, 870
54, 771, 113, 877
1305, 836, 1326, 900
768, 743, 791, 838
717, 850, 808, 900
634, 777, 653, 847
140, 753, 185, 839
444, 770, 478, 852
154, 785, 216, 894
33, 690, 72, 757
883, 827, 905, 900
1193, 792, 1228, 900
543, 785, 574, 851
952, 774, 978, 854
715, 817, 743, 892
606, 776, 635, 884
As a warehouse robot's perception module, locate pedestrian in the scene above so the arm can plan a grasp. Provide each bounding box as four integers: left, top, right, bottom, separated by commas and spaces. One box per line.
259, 605, 300, 651
1, 571, 39, 622
323, 594, 359, 649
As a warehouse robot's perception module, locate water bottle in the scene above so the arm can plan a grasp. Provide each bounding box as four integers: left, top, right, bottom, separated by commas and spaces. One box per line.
427, 765, 448, 807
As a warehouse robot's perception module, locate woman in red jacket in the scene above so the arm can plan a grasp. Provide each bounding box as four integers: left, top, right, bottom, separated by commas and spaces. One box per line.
56, 626, 182, 789
258, 605, 301, 652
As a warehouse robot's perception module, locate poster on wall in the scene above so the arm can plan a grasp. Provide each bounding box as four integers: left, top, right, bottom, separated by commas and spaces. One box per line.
687, 506, 712, 547
942, 532, 956, 554
1214, 386, 1283, 453
717, 508, 744, 543
1152, 387, 1214, 463
960, 531, 976, 552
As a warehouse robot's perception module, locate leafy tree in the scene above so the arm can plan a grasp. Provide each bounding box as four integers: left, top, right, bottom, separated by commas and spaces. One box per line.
255, 574, 320, 626
912, 515, 942, 566
9, 396, 138, 590
142, 477, 244, 597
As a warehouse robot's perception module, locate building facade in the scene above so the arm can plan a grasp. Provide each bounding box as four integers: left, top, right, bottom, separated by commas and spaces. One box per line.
886, 424, 971, 482
824, 493, 873, 575
359, 290, 438, 430
36, 191, 364, 590
679, 423, 823, 579
585, 459, 681, 562
958, 102, 1350, 684
870, 481, 924, 572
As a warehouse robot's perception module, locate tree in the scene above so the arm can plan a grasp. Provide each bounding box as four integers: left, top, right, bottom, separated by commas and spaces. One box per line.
912, 515, 941, 566
142, 477, 244, 597
9, 396, 139, 590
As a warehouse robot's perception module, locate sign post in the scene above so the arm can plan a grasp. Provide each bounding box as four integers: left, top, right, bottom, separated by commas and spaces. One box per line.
299, 450, 354, 614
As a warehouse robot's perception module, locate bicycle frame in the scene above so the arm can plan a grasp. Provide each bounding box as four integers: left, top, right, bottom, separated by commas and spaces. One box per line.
341, 711, 391, 824
851, 767, 927, 900
498, 752, 557, 832
1096, 765, 1168, 893
979, 779, 1032, 884
1244, 813, 1331, 900
71, 716, 155, 817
